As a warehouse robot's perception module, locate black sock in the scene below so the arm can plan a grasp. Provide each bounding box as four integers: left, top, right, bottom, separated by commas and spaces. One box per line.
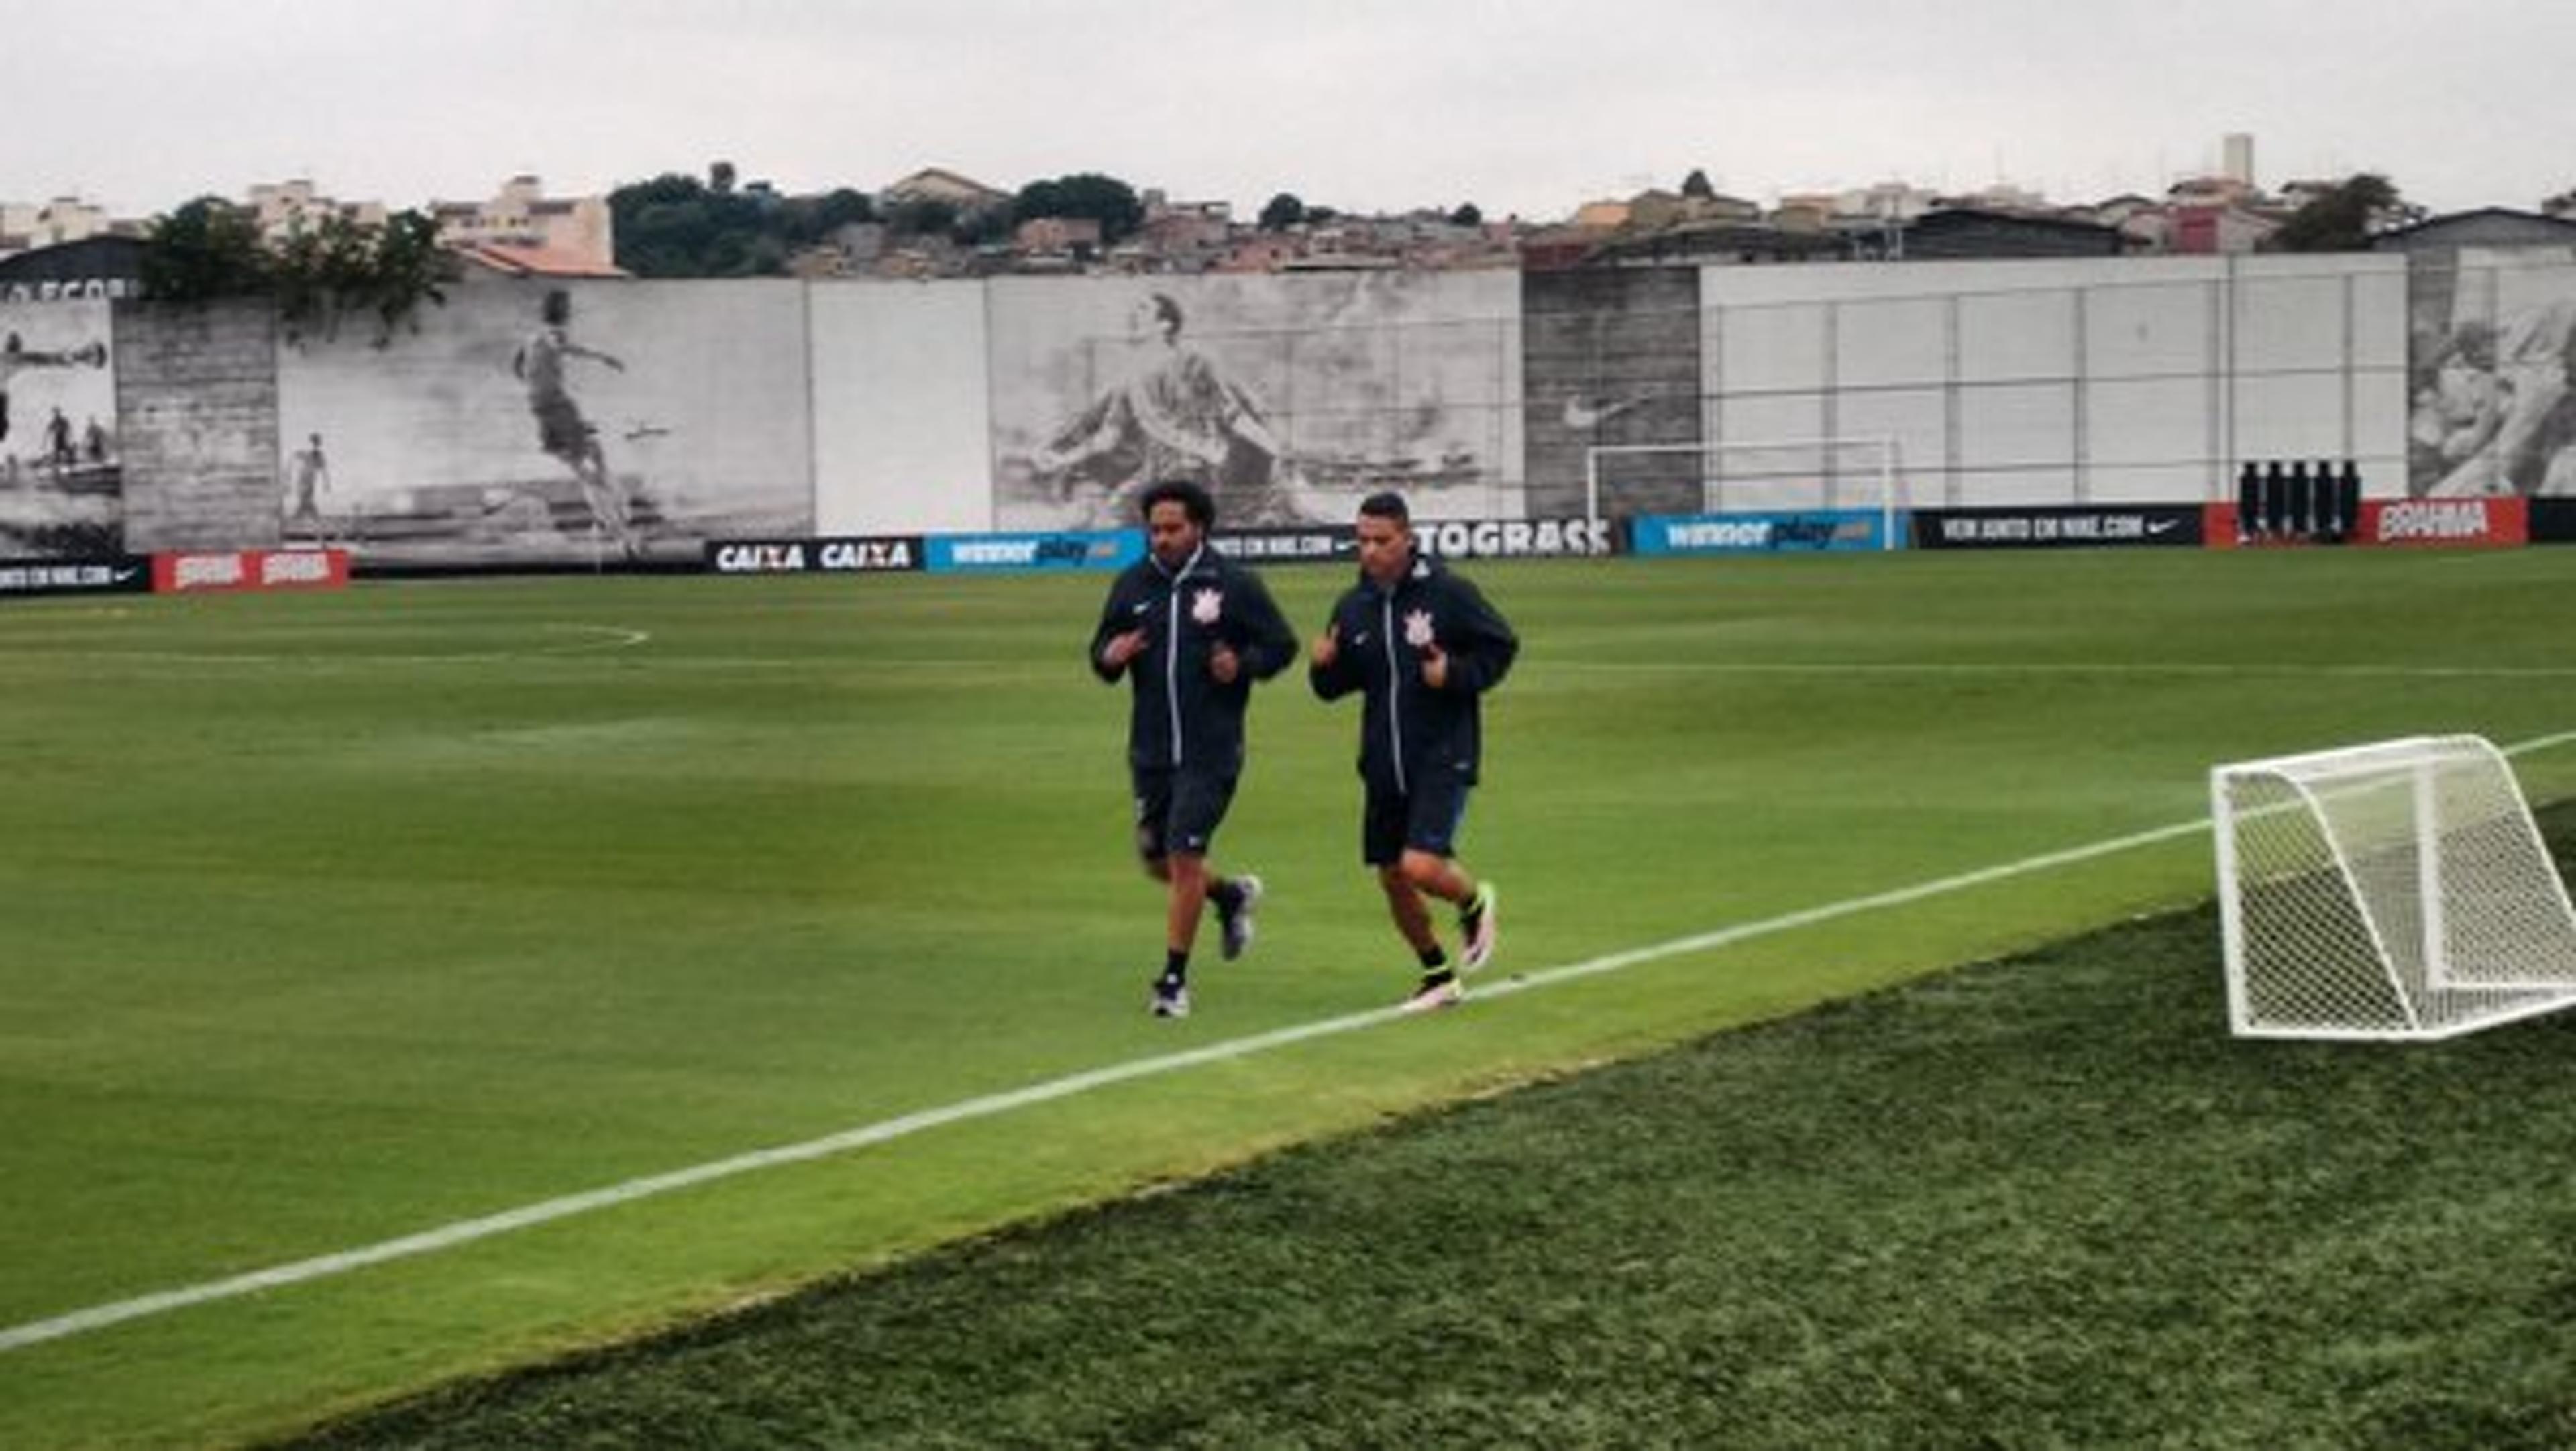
1163, 949, 1189, 985
1209, 877, 1243, 914
1417, 944, 1448, 971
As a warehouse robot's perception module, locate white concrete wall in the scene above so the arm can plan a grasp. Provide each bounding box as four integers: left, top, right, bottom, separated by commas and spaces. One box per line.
810, 279, 994, 535
1698, 255, 2409, 507
90, 250, 2445, 560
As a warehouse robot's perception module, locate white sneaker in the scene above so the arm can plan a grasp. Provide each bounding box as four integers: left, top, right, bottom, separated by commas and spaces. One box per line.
1458, 882, 1499, 973
1218, 874, 1263, 961
1401, 973, 1462, 1013
1150, 977, 1191, 1019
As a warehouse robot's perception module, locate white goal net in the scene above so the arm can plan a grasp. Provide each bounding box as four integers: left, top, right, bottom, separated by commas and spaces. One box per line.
1583, 437, 1905, 548
2211, 735, 2576, 1041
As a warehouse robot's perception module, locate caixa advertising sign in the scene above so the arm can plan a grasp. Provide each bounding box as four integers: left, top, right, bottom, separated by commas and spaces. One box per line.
1631, 510, 1890, 555
704, 537, 925, 574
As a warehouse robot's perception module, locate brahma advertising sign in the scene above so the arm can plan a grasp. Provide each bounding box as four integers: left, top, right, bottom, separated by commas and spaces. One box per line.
2360, 497, 2528, 547
152, 549, 352, 594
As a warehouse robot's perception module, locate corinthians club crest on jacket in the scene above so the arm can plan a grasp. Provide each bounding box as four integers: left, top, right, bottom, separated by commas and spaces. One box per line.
1091, 545, 1297, 774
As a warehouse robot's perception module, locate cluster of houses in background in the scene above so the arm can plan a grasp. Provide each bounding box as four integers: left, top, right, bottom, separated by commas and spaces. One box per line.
0, 175, 623, 302
7, 131, 2576, 299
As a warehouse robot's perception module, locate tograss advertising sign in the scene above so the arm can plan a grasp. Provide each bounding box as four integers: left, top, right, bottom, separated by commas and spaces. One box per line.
1414, 517, 1615, 559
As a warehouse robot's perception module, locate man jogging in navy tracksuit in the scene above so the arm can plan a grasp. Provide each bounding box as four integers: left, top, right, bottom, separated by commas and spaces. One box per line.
1309, 490, 1519, 1011
1091, 478, 1298, 1018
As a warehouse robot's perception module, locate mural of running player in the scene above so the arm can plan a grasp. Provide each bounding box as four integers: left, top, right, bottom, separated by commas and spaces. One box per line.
284, 431, 332, 542
0, 331, 106, 451
511, 289, 637, 559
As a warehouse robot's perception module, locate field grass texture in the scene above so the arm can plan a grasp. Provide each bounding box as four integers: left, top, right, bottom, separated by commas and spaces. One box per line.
2, 547, 2573, 1445
286, 814, 2576, 1449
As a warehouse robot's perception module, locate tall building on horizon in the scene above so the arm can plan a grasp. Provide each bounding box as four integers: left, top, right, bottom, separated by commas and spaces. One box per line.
2222, 132, 2255, 189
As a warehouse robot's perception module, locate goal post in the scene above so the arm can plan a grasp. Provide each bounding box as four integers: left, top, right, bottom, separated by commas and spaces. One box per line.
2211, 735, 2576, 1041
1584, 436, 1906, 551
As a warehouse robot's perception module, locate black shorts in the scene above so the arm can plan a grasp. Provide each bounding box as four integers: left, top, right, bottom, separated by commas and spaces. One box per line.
1362, 770, 1472, 867
533, 397, 593, 461
1133, 767, 1238, 861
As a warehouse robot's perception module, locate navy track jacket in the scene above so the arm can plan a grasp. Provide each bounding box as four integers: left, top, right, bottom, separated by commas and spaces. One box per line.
1309, 549, 1518, 794
1090, 543, 1296, 775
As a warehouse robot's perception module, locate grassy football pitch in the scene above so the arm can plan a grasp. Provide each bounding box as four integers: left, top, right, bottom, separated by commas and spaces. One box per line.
3, 547, 2574, 1446
286, 821, 2576, 1450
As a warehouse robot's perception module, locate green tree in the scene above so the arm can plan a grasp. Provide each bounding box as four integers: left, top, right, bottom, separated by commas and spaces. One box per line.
1010, 173, 1144, 243
2269, 173, 2407, 252
140, 197, 272, 302
1682, 168, 1715, 199
611, 174, 710, 275
1259, 193, 1306, 231
782, 188, 876, 245
1449, 202, 1484, 227
350, 211, 455, 344
266, 214, 364, 342
142, 199, 453, 345
882, 196, 959, 240
951, 204, 1015, 248
610, 172, 781, 277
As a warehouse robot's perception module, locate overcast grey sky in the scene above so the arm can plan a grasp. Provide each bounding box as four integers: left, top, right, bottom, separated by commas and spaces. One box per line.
3, 0, 2563, 223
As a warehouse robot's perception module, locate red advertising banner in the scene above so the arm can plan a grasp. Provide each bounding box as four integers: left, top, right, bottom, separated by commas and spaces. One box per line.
2202, 498, 2528, 550
2362, 496, 2528, 547
153, 549, 353, 594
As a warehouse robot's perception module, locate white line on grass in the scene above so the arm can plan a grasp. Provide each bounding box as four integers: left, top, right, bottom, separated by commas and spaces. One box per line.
517, 655, 2576, 680
0, 623, 651, 667
7, 725, 2574, 1356
1547, 660, 2576, 680
197, 655, 2575, 682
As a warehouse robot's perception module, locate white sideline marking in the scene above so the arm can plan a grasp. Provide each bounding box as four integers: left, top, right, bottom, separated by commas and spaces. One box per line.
7, 726, 2574, 1356
404, 657, 2576, 680
1550, 660, 2576, 680
0, 623, 652, 667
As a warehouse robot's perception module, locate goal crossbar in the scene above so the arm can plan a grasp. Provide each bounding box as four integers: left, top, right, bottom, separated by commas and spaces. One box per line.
1584, 437, 1904, 551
